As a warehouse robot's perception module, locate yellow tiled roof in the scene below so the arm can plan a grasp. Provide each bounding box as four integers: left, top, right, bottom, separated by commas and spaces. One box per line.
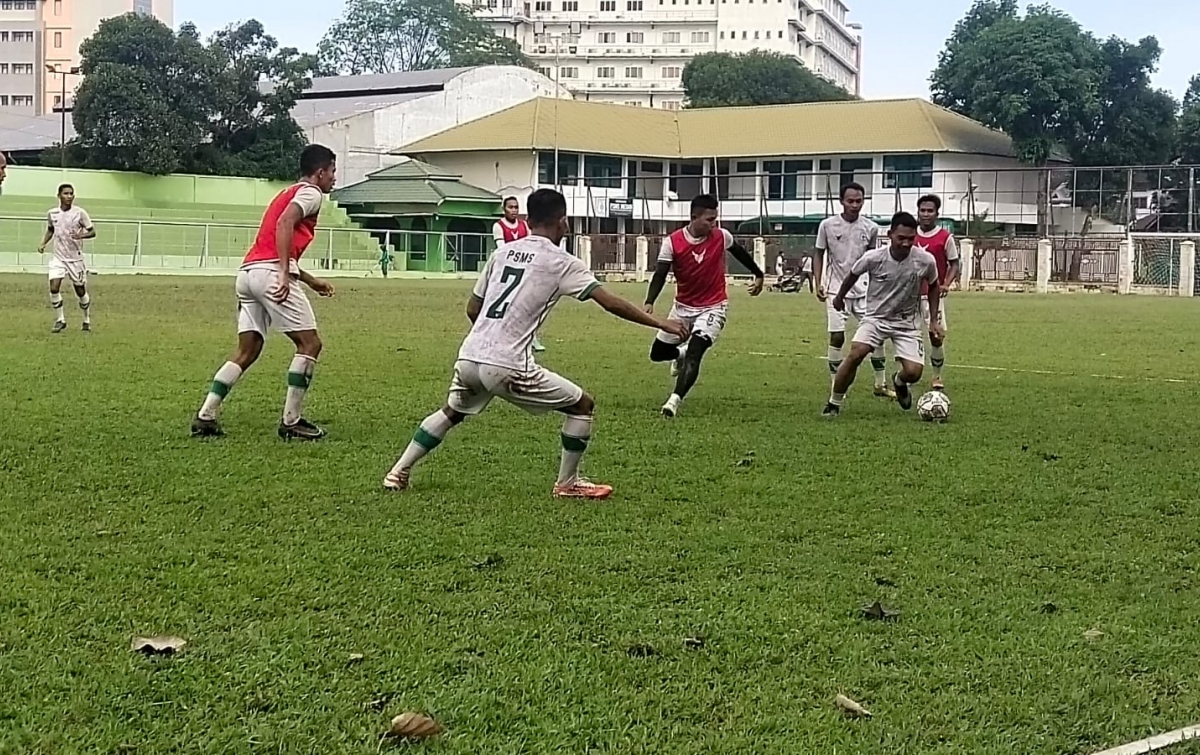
398, 98, 1021, 160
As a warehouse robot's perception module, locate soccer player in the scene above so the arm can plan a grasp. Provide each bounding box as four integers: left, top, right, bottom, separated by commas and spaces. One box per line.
38, 184, 96, 333
644, 194, 765, 418
191, 144, 338, 441
492, 196, 545, 353
775, 252, 785, 279
812, 182, 893, 398
382, 188, 688, 499
915, 194, 961, 390
799, 254, 814, 293
823, 212, 942, 417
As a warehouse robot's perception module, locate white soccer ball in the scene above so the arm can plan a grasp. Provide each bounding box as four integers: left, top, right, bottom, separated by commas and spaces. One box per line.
917, 390, 951, 422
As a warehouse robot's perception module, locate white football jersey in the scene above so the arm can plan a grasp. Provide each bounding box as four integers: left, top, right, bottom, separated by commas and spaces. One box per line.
47, 205, 93, 262
458, 236, 600, 371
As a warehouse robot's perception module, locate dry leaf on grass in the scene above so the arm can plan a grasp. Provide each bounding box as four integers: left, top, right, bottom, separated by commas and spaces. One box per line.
387, 712, 444, 740
835, 694, 872, 718
1084, 628, 1105, 641
348, 653, 365, 664
860, 601, 900, 621
683, 635, 706, 651
130, 635, 187, 655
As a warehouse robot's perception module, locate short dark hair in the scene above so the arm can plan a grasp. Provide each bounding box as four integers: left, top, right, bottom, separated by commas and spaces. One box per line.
840, 182, 865, 199
502, 196, 519, 206
917, 194, 942, 211
526, 188, 567, 225
890, 211, 919, 231
690, 193, 719, 216
299, 144, 336, 177
57, 183, 73, 195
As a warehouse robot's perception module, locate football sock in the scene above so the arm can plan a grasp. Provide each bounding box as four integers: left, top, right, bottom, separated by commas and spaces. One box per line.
558, 414, 593, 485
829, 391, 846, 407
827, 345, 842, 377
871, 347, 887, 386
51, 292, 65, 322
198, 361, 243, 421
930, 344, 945, 375
673, 338, 709, 398
282, 354, 317, 426
78, 293, 91, 324
391, 409, 456, 474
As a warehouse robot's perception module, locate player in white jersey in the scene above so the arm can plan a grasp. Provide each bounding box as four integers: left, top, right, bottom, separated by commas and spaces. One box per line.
383, 188, 689, 500
38, 183, 96, 333
823, 212, 942, 417
812, 182, 893, 397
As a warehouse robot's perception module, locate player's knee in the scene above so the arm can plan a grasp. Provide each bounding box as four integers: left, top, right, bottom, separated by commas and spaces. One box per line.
293, 331, 322, 357
73, 285, 86, 297
569, 392, 595, 416
899, 361, 923, 383
441, 406, 467, 425
686, 333, 712, 359
649, 339, 678, 362
929, 333, 944, 348
829, 332, 846, 349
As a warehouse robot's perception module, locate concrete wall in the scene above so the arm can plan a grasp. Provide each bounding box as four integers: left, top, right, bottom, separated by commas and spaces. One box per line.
412, 150, 539, 202
0, 164, 290, 205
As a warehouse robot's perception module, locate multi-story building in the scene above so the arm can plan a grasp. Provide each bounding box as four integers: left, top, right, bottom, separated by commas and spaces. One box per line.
0, 0, 172, 116
469, 0, 860, 110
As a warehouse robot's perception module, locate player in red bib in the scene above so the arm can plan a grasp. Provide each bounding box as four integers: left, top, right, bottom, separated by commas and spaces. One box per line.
492, 196, 546, 353
644, 194, 765, 418
915, 194, 960, 390
191, 144, 338, 441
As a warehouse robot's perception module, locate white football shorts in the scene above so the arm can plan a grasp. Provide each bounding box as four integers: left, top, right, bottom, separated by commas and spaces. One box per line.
920, 298, 948, 332
654, 301, 728, 346
235, 266, 317, 335
48, 257, 87, 285
447, 359, 583, 416
826, 296, 866, 333
852, 317, 925, 365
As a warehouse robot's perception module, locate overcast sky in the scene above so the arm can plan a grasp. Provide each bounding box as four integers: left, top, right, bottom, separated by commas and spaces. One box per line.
177, 0, 1197, 100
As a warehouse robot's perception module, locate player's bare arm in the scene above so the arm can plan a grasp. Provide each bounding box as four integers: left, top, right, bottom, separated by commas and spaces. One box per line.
73, 225, 96, 241
943, 258, 961, 297
811, 249, 826, 301
593, 286, 689, 340
298, 269, 334, 297
926, 278, 944, 339
466, 294, 484, 323
727, 242, 765, 296
832, 271, 862, 312
643, 260, 672, 313
271, 204, 304, 302
38, 222, 53, 253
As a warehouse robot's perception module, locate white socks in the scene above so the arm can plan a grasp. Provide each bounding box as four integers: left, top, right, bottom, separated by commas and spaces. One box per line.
558, 414, 593, 485
198, 361, 244, 421
930, 344, 945, 375
827, 345, 842, 378
871, 347, 887, 386
78, 293, 90, 324
283, 354, 317, 426
391, 409, 457, 476
51, 292, 64, 322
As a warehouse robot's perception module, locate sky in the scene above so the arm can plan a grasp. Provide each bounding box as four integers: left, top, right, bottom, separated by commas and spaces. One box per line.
176, 0, 1198, 100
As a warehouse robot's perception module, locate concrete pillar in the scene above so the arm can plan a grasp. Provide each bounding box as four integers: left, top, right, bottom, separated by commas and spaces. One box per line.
1179, 240, 1195, 297
1117, 239, 1133, 295
636, 235, 649, 282
1036, 238, 1052, 293
578, 234, 592, 271
959, 238, 974, 291
753, 237, 767, 274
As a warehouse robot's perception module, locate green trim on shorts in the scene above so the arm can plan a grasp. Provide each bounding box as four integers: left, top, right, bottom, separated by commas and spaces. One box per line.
577, 281, 601, 301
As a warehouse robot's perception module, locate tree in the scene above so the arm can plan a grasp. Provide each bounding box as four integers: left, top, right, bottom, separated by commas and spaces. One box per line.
681, 51, 853, 109
317, 0, 529, 75
930, 3, 1102, 165
68, 14, 313, 179
1180, 76, 1200, 165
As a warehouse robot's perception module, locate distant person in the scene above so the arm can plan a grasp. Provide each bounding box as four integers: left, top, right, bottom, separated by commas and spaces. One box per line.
191, 144, 338, 441
492, 196, 546, 353
799, 254, 814, 292
38, 184, 96, 333
915, 194, 960, 390
775, 252, 785, 278
0, 150, 7, 186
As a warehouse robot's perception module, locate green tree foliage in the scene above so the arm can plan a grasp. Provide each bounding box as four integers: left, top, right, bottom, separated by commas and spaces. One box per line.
681, 51, 854, 109
1179, 76, 1200, 165
317, 0, 529, 75
68, 15, 314, 179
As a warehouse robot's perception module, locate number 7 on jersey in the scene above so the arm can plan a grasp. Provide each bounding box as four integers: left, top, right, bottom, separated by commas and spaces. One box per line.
485, 266, 525, 319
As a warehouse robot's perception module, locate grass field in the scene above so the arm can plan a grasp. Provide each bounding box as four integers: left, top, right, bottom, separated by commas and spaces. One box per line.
4, 274, 1200, 755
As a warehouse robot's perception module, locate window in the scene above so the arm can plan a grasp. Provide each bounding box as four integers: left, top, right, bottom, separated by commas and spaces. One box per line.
534, 0, 551, 9
839, 157, 874, 194
53, 31, 62, 47
734, 161, 756, 173
598, 31, 615, 43
12, 30, 32, 41
626, 31, 643, 43
0, 95, 7, 105
661, 66, 681, 78
562, 0, 578, 7
753, 31, 759, 39
883, 154, 934, 189
538, 152, 580, 184
690, 31, 709, 42
719, 31, 724, 39
624, 100, 642, 106
0, 63, 7, 73
625, 66, 642, 78
53, 95, 62, 108
559, 66, 578, 78
662, 100, 681, 111
584, 155, 623, 187
11, 94, 32, 106
597, 66, 615, 78
662, 31, 679, 43
783, 159, 813, 199
0, 2, 11, 9
818, 159, 832, 171
537, 66, 551, 77
600, 0, 615, 9
13, 62, 32, 74
741, 31, 747, 39
627, 0, 642, 8
53, 0, 61, 13
0, 32, 8, 41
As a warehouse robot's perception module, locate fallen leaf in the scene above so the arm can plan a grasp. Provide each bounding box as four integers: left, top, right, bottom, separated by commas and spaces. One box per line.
683, 635, 705, 651
387, 712, 443, 740
130, 635, 187, 655
470, 553, 504, 570
626, 642, 658, 658
835, 694, 872, 718
1083, 628, 1105, 641
348, 653, 365, 664
860, 601, 900, 621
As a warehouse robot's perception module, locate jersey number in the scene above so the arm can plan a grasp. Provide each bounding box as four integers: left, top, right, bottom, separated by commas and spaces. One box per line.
485, 266, 525, 319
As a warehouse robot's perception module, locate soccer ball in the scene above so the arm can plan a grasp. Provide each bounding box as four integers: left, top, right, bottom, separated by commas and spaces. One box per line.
917, 391, 951, 422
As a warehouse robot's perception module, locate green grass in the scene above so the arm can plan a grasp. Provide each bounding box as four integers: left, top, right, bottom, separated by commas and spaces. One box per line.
4, 275, 1200, 755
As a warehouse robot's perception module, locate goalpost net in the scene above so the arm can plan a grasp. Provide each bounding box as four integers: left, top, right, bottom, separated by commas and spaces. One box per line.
1128, 233, 1200, 291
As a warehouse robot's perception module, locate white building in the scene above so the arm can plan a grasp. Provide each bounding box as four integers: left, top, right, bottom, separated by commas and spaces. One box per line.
468, 0, 861, 110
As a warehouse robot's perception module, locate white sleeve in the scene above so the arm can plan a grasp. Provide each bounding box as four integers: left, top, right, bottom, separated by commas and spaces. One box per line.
868, 223, 880, 249
46, 210, 55, 228
815, 220, 828, 251
924, 257, 940, 284
492, 222, 504, 243
558, 255, 601, 301
945, 234, 960, 261
720, 228, 734, 250
79, 209, 93, 230
850, 248, 877, 277
657, 235, 675, 263
472, 254, 496, 299
289, 185, 323, 218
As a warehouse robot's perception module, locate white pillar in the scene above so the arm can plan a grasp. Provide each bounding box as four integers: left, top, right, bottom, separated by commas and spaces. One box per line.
1036, 238, 1052, 293
753, 237, 767, 274
959, 238, 974, 291
578, 234, 592, 271
635, 235, 649, 282
1117, 239, 1133, 295
1179, 240, 1195, 297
